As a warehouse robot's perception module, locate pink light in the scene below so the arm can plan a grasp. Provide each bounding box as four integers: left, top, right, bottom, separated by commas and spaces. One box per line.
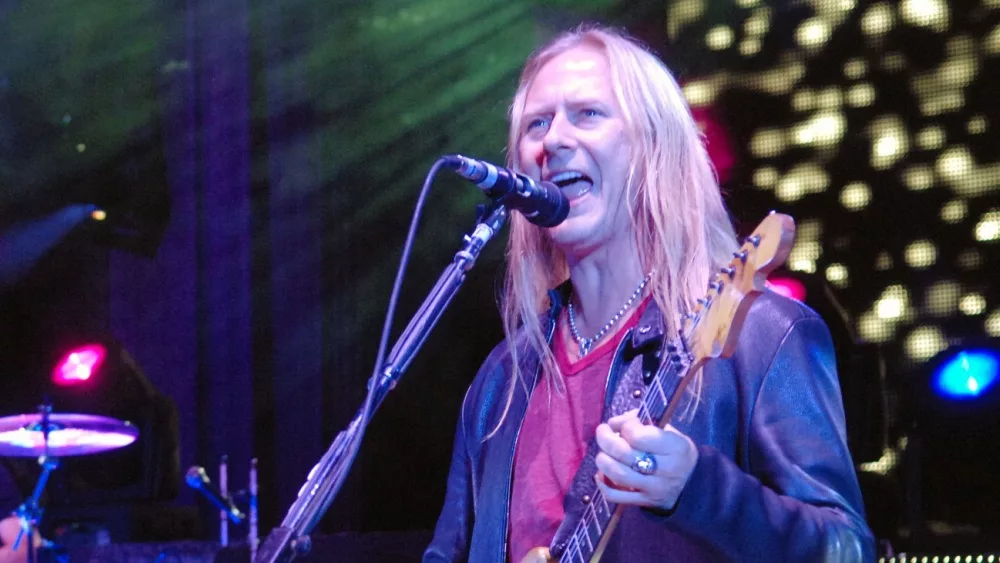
767, 277, 807, 302
52, 344, 106, 386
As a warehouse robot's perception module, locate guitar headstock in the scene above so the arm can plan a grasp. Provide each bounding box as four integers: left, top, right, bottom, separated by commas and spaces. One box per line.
684, 212, 796, 363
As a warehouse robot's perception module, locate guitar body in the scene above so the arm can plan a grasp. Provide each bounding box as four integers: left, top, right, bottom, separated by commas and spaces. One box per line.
520, 547, 553, 563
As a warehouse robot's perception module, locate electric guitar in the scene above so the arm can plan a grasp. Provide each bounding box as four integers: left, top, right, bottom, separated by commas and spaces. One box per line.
520, 212, 796, 563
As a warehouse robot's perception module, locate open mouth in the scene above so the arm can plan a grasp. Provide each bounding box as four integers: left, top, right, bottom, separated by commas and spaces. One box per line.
548, 171, 594, 199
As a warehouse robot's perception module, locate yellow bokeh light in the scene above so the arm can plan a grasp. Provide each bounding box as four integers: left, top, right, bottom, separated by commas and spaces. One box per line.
735, 0, 759, 7
790, 240, 822, 264
740, 37, 763, 56
667, 0, 705, 40
875, 251, 893, 271
745, 11, 770, 36
974, 209, 1000, 241
798, 219, 823, 242
750, 128, 786, 158
844, 58, 867, 79
986, 24, 1000, 56
877, 285, 910, 320
683, 80, 718, 107
904, 240, 937, 268
903, 165, 935, 191
707, 25, 735, 50
753, 167, 779, 189
792, 89, 816, 112
776, 163, 829, 202
789, 259, 817, 273
861, 3, 895, 37
905, 326, 947, 362
986, 310, 1000, 337
882, 52, 907, 72
859, 311, 894, 343
817, 87, 842, 109
960, 293, 987, 315
870, 116, 909, 169
940, 200, 967, 223
840, 182, 872, 210
925, 281, 960, 317
967, 115, 987, 134
792, 110, 846, 147
900, 0, 949, 33
825, 263, 849, 288
846, 83, 876, 107
936, 145, 973, 184
916, 126, 945, 150
797, 18, 832, 48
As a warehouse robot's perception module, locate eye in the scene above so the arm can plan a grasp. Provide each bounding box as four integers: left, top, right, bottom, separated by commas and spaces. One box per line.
580, 108, 603, 119
525, 117, 549, 132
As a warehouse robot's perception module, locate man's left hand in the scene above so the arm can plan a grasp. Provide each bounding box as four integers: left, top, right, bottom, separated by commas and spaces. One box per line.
593, 410, 699, 511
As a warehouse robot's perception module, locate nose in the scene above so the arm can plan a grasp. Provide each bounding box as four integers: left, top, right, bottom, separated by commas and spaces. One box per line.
542, 112, 575, 156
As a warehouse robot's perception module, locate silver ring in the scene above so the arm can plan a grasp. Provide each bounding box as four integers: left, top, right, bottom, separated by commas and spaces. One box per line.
631, 452, 657, 476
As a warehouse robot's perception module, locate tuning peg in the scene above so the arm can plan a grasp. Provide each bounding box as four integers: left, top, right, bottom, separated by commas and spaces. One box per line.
732, 250, 748, 263
721, 266, 736, 279
745, 234, 761, 247
709, 281, 723, 291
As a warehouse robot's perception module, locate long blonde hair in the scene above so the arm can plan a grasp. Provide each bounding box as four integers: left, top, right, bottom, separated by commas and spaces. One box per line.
495, 25, 738, 427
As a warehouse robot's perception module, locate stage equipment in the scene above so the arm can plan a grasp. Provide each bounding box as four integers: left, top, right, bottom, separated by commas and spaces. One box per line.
254, 156, 514, 562
186, 457, 259, 559
50, 343, 107, 387
43, 337, 179, 503
930, 347, 999, 400
442, 154, 568, 227
0, 405, 138, 563
906, 341, 1000, 550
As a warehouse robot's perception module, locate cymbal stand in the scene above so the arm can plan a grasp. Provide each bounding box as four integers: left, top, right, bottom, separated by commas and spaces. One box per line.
13, 403, 60, 563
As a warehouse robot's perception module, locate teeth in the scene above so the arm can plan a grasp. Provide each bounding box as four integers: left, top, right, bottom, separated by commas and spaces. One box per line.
550, 171, 586, 184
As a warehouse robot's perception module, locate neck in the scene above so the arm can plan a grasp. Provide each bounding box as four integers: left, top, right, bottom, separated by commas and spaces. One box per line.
565, 233, 645, 337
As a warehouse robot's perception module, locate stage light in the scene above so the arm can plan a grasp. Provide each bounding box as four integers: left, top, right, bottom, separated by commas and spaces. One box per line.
931, 348, 1000, 400
91, 209, 107, 221
52, 344, 107, 386
767, 276, 807, 302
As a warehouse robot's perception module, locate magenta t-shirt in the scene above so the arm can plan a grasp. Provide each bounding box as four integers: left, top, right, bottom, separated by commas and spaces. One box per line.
507, 302, 647, 561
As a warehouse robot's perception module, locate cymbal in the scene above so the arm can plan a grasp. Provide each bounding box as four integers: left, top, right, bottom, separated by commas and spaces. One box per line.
0, 413, 138, 457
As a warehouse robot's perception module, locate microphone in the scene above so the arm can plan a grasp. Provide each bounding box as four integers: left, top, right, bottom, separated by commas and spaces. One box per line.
443, 155, 569, 227
186, 466, 246, 524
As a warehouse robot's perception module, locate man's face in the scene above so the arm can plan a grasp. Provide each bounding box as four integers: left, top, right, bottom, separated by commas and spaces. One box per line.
517, 44, 634, 259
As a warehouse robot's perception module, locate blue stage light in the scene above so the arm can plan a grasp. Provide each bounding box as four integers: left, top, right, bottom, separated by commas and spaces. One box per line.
932, 349, 1000, 399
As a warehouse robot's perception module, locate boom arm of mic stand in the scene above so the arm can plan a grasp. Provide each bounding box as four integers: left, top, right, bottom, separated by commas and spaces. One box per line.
254, 205, 509, 563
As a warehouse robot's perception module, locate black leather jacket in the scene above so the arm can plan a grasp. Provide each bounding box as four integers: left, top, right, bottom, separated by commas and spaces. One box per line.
424, 288, 875, 562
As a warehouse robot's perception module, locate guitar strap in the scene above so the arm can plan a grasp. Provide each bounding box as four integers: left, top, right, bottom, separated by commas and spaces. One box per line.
547, 302, 668, 557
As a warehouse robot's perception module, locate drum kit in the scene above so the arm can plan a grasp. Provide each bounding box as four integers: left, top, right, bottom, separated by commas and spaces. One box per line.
0, 404, 138, 563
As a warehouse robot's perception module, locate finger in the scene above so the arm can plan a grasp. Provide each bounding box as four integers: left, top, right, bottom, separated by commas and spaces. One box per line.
594, 472, 652, 507
620, 420, 692, 458
595, 451, 650, 491
607, 409, 640, 432
595, 423, 639, 465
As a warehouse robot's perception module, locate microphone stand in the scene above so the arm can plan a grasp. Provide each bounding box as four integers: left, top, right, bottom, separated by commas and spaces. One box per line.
254, 204, 509, 563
